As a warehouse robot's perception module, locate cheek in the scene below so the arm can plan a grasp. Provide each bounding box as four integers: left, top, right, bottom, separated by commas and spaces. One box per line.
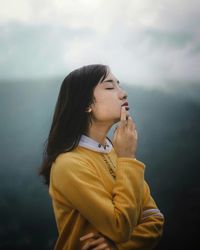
91, 90, 121, 118
92, 101, 121, 119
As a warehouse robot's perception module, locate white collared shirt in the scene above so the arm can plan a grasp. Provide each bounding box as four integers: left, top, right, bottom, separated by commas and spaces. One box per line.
78, 134, 113, 153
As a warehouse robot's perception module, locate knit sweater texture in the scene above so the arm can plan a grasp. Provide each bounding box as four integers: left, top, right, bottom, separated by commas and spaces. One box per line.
49, 136, 164, 250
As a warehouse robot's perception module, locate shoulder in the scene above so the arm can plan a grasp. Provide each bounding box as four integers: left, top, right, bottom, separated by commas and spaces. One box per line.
51, 146, 98, 175
53, 151, 84, 170
50, 148, 102, 190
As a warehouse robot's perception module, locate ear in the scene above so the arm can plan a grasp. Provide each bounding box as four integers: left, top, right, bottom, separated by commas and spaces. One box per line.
85, 107, 92, 113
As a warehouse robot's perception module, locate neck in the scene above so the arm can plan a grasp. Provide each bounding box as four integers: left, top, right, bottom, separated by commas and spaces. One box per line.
85, 122, 113, 147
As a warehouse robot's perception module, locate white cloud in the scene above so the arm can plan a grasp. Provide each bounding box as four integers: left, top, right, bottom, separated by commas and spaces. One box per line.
0, 0, 31, 23
0, 0, 200, 88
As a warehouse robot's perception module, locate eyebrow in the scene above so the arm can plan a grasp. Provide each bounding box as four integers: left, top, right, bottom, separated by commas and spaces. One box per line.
103, 79, 120, 84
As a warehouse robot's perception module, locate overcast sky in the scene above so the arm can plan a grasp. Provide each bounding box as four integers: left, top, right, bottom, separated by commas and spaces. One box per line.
0, 0, 200, 88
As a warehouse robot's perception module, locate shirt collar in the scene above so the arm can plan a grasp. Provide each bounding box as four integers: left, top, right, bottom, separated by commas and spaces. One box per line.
78, 134, 113, 153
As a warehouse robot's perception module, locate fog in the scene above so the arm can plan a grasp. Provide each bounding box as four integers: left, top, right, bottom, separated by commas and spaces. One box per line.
0, 78, 199, 249
1, 0, 200, 248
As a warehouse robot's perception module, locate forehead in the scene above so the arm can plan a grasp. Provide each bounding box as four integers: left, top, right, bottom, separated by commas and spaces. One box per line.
100, 72, 119, 84
104, 72, 118, 81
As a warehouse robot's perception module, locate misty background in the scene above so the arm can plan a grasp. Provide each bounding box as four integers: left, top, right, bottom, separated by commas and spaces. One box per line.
1, 0, 200, 250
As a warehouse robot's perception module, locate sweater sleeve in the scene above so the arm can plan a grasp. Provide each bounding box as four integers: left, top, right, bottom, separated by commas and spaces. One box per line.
115, 181, 165, 249
49, 155, 145, 243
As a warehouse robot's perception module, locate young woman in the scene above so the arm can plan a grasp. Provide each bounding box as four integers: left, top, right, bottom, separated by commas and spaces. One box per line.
39, 64, 164, 250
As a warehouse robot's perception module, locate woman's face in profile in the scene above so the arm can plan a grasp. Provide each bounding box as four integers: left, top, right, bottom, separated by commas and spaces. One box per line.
90, 72, 129, 124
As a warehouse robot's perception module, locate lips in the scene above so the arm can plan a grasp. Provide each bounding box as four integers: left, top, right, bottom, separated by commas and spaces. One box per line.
121, 102, 129, 110
122, 102, 129, 107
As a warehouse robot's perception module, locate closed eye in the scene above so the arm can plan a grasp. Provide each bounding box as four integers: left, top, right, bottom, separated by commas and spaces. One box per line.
105, 88, 114, 90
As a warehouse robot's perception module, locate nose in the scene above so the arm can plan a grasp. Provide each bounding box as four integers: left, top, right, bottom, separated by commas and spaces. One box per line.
119, 88, 128, 100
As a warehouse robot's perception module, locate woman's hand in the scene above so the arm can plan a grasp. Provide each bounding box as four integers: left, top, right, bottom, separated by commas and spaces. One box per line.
80, 232, 117, 250
112, 106, 138, 158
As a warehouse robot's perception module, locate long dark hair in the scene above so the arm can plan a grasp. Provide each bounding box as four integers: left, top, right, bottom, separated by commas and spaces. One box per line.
39, 64, 109, 185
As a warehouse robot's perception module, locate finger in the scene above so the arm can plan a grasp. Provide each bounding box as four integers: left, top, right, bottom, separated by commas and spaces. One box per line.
81, 241, 90, 250
92, 243, 108, 250
134, 129, 138, 140
127, 116, 135, 131
120, 106, 127, 121
83, 237, 104, 249
120, 106, 127, 128
93, 233, 101, 239
80, 232, 99, 241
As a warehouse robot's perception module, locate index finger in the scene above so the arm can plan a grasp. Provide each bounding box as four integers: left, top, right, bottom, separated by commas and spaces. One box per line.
120, 106, 127, 125
127, 116, 135, 130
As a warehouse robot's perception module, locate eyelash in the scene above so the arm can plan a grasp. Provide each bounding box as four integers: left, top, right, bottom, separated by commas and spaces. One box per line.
105, 88, 114, 90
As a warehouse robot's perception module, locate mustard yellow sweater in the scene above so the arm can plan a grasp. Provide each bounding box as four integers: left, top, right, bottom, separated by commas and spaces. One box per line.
49, 144, 164, 249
